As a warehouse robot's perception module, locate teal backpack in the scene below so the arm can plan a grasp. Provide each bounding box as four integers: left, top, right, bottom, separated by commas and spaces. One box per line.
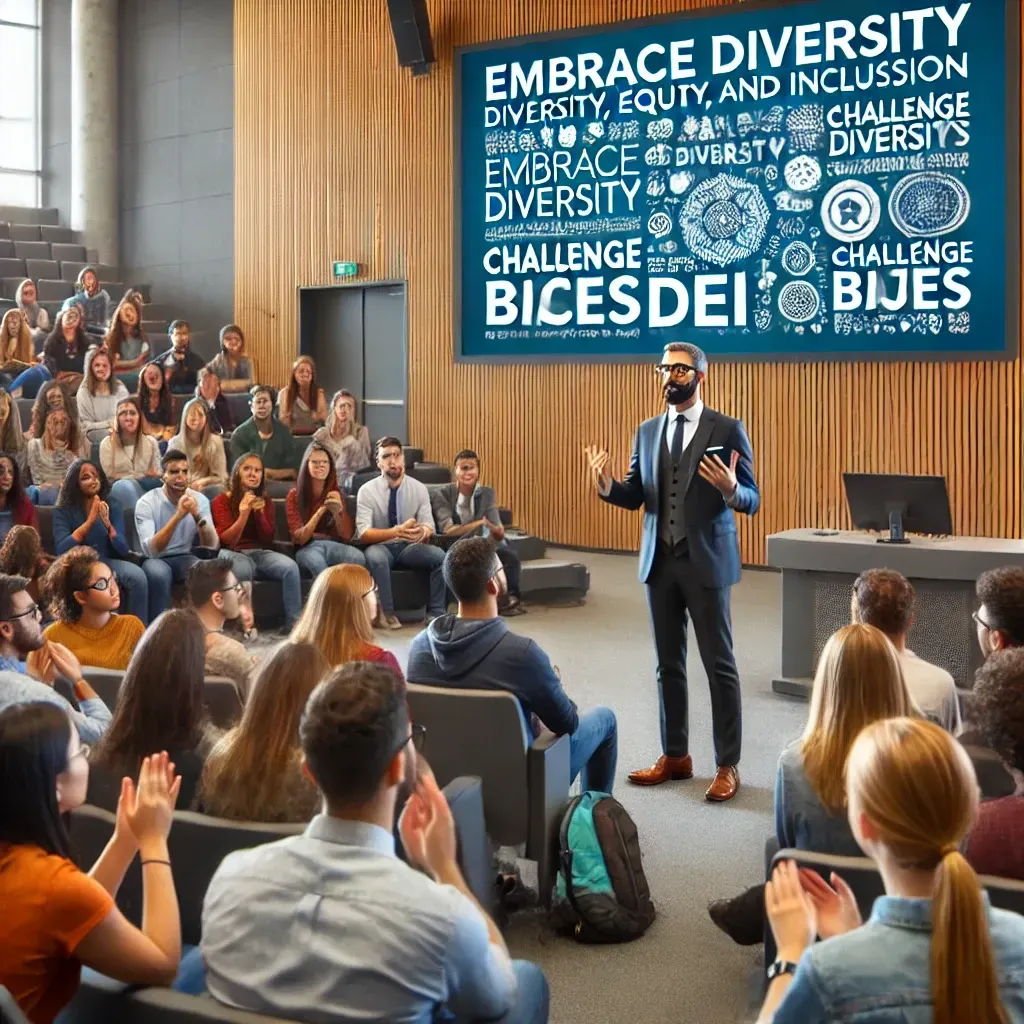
549, 792, 656, 943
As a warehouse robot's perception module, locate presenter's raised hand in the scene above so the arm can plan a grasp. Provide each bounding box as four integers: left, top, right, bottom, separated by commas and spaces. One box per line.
699, 449, 739, 498
584, 444, 610, 492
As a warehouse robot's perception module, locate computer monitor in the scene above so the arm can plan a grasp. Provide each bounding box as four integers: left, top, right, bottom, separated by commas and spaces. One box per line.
842, 473, 953, 544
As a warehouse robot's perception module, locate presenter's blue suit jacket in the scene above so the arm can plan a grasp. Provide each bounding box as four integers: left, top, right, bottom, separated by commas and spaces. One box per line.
602, 407, 760, 589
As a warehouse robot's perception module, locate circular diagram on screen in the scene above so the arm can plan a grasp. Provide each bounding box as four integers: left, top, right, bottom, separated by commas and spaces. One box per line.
783, 155, 821, 193
778, 280, 821, 323
679, 173, 770, 267
820, 179, 881, 243
887, 172, 970, 238
780, 241, 815, 277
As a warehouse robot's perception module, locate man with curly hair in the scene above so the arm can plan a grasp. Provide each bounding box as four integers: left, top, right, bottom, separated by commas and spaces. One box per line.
975, 567, 1024, 657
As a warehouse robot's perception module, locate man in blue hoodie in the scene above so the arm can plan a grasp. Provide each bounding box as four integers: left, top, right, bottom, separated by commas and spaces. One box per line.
407, 537, 618, 793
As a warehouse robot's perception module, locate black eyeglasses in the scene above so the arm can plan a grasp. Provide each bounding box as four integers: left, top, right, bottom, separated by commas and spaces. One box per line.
390, 723, 427, 760
362, 583, 379, 599
973, 610, 995, 630
83, 576, 116, 593
218, 582, 245, 596
655, 363, 697, 379
5, 602, 40, 621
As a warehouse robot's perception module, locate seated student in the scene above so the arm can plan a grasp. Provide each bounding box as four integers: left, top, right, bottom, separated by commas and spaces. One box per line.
0, 573, 111, 743
10, 306, 88, 399
851, 568, 959, 732
356, 436, 445, 630
160, 320, 205, 395
137, 361, 176, 443
291, 563, 403, 678
168, 397, 229, 492
25, 378, 74, 441
0, 389, 27, 474
105, 294, 150, 374
89, 608, 220, 811
210, 453, 301, 627
69, 266, 113, 336
976, 565, 1024, 657
52, 457, 149, 623
409, 536, 616, 790
101, 397, 163, 510
311, 389, 371, 490
195, 366, 233, 435
965, 647, 1024, 880
0, 706, 182, 1024
26, 405, 89, 505
432, 449, 523, 616
759, 718, 1024, 1024
230, 385, 296, 484
0, 307, 36, 382
201, 661, 547, 1024
41, 546, 145, 670
134, 449, 219, 624
286, 442, 365, 578
0, 526, 51, 609
197, 640, 328, 823
0, 451, 38, 542
707, 622, 918, 946
76, 348, 130, 443
186, 559, 257, 698
277, 355, 327, 435
14, 278, 50, 350
205, 324, 254, 394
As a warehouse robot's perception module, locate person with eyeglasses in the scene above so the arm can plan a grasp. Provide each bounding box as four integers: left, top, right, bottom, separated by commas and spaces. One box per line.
584, 341, 759, 803
186, 559, 258, 700
40, 546, 145, 672
0, 572, 112, 743
974, 566, 1024, 658
201, 661, 548, 1024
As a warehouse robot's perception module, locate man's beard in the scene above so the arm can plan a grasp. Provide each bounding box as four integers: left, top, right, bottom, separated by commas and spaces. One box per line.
13, 618, 42, 655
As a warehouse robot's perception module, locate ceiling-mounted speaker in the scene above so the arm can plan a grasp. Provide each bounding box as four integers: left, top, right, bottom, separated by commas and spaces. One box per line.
386, 0, 435, 76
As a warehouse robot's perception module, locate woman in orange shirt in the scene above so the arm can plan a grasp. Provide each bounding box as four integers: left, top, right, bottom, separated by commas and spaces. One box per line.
0, 703, 182, 1023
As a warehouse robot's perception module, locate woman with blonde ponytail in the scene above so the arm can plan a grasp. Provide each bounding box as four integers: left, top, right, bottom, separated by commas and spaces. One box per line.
758, 716, 1024, 1022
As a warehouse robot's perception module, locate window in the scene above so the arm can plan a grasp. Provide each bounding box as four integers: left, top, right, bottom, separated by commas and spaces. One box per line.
0, 0, 40, 207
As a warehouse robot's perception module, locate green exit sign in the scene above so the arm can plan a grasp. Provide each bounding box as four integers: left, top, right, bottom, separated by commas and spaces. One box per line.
333, 261, 359, 278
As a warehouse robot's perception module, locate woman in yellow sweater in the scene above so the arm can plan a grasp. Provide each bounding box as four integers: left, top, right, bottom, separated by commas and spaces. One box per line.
40, 546, 145, 670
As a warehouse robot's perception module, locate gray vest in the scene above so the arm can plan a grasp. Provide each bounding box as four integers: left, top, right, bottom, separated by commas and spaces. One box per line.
658, 422, 694, 549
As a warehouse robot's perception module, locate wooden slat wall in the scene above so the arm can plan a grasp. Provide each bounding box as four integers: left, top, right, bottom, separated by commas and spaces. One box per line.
234, 0, 1024, 564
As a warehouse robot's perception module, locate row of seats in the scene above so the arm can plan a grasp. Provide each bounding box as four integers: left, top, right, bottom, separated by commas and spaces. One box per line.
0, 240, 93, 265
0, 222, 79, 243
0, 269, 125, 303
0, 204, 61, 226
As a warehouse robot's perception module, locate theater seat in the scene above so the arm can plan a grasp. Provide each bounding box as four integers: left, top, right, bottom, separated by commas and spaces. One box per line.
0, 985, 31, 1024
67, 984, 303, 1023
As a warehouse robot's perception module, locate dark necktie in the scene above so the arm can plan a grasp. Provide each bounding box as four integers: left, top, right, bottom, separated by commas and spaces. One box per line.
670, 412, 685, 465
387, 485, 398, 528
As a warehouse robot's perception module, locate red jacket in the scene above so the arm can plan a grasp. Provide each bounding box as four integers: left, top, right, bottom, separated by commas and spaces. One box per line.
210, 492, 275, 550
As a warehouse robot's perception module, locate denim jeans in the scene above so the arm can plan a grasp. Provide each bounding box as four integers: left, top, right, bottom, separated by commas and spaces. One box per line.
220, 548, 303, 626
109, 476, 162, 516
363, 540, 446, 617
9, 363, 51, 398
108, 557, 149, 624
295, 537, 366, 578
569, 706, 618, 794
141, 552, 198, 622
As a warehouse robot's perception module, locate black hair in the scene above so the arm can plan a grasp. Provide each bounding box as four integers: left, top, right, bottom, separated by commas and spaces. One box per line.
249, 384, 275, 404
161, 448, 188, 471
168, 319, 190, 335
218, 324, 244, 347
187, 558, 233, 609
977, 567, 1024, 647
55, 457, 110, 512
453, 449, 479, 466
375, 436, 402, 460
0, 572, 30, 620
442, 536, 500, 604
0, 703, 74, 858
0, 449, 27, 511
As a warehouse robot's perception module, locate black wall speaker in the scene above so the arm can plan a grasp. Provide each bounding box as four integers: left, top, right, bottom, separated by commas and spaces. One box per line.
386, 0, 435, 75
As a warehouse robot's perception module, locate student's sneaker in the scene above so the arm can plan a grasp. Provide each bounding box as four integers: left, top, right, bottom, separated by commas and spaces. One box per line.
383, 613, 403, 630
500, 595, 526, 617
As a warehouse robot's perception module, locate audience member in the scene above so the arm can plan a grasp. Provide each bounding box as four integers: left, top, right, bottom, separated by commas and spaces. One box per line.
205, 324, 254, 394
14, 279, 49, 349
291, 563, 403, 678
201, 661, 546, 1023
432, 449, 523, 615
160, 320, 204, 394
70, 266, 113, 336
89, 608, 219, 811
186, 560, 256, 698
52, 457, 149, 623
311, 389, 371, 489
0, 705, 182, 1023
210, 453, 301, 627
101, 397, 163, 510
965, 648, 1024, 880
76, 348, 130, 442
41, 546, 145, 670
26, 405, 89, 505
26, 379, 73, 440
0, 573, 111, 742
277, 355, 327, 434
356, 436, 445, 629
105, 295, 150, 373
286, 442, 365, 578
10, 307, 87, 399
0, 526, 51, 607
230, 385, 296, 482
0, 452, 37, 542
169, 397, 229, 492
851, 568, 959, 732
0, 389, 27, 473
195, 366, 233, 434
137, 361, 175, 443
197, 640, 328, 823
0, 307, 34, 379
759, 718, 1024, 1023
976, 566, 1024, 656
134, 449, 219, 623
409, 536, 616, 791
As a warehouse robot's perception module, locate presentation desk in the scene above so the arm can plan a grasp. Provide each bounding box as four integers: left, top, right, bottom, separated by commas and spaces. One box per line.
766, 529, 1024, 698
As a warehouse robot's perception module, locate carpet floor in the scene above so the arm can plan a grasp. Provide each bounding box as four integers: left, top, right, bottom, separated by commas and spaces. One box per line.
387, 548, 807, 1024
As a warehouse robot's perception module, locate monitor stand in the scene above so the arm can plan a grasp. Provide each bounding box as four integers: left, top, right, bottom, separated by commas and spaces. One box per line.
877, 509, 910, 544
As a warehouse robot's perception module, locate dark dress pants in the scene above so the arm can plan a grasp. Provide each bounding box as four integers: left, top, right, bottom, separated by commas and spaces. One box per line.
645, 542, 742, 766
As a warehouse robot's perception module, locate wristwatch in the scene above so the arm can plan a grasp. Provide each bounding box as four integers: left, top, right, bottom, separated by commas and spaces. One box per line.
197, 517, 208, 529
767, 960, 799, 981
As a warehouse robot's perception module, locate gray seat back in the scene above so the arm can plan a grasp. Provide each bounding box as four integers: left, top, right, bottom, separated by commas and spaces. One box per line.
0, 986, 31, 1024
81, 666, 124, 709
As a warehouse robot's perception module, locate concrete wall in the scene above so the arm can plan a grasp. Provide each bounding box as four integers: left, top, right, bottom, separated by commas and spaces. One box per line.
41, 0, 234, 358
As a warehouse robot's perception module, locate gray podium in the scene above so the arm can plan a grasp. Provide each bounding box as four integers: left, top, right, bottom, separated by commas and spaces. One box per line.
767, 529, 1024, 698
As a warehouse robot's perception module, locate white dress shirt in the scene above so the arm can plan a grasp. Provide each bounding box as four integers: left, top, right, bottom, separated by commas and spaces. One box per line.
666, 398, 704, 456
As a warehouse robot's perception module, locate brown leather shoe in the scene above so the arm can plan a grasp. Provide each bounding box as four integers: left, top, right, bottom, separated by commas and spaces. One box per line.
627, 755, 693, 786
705, 765, 740, 802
